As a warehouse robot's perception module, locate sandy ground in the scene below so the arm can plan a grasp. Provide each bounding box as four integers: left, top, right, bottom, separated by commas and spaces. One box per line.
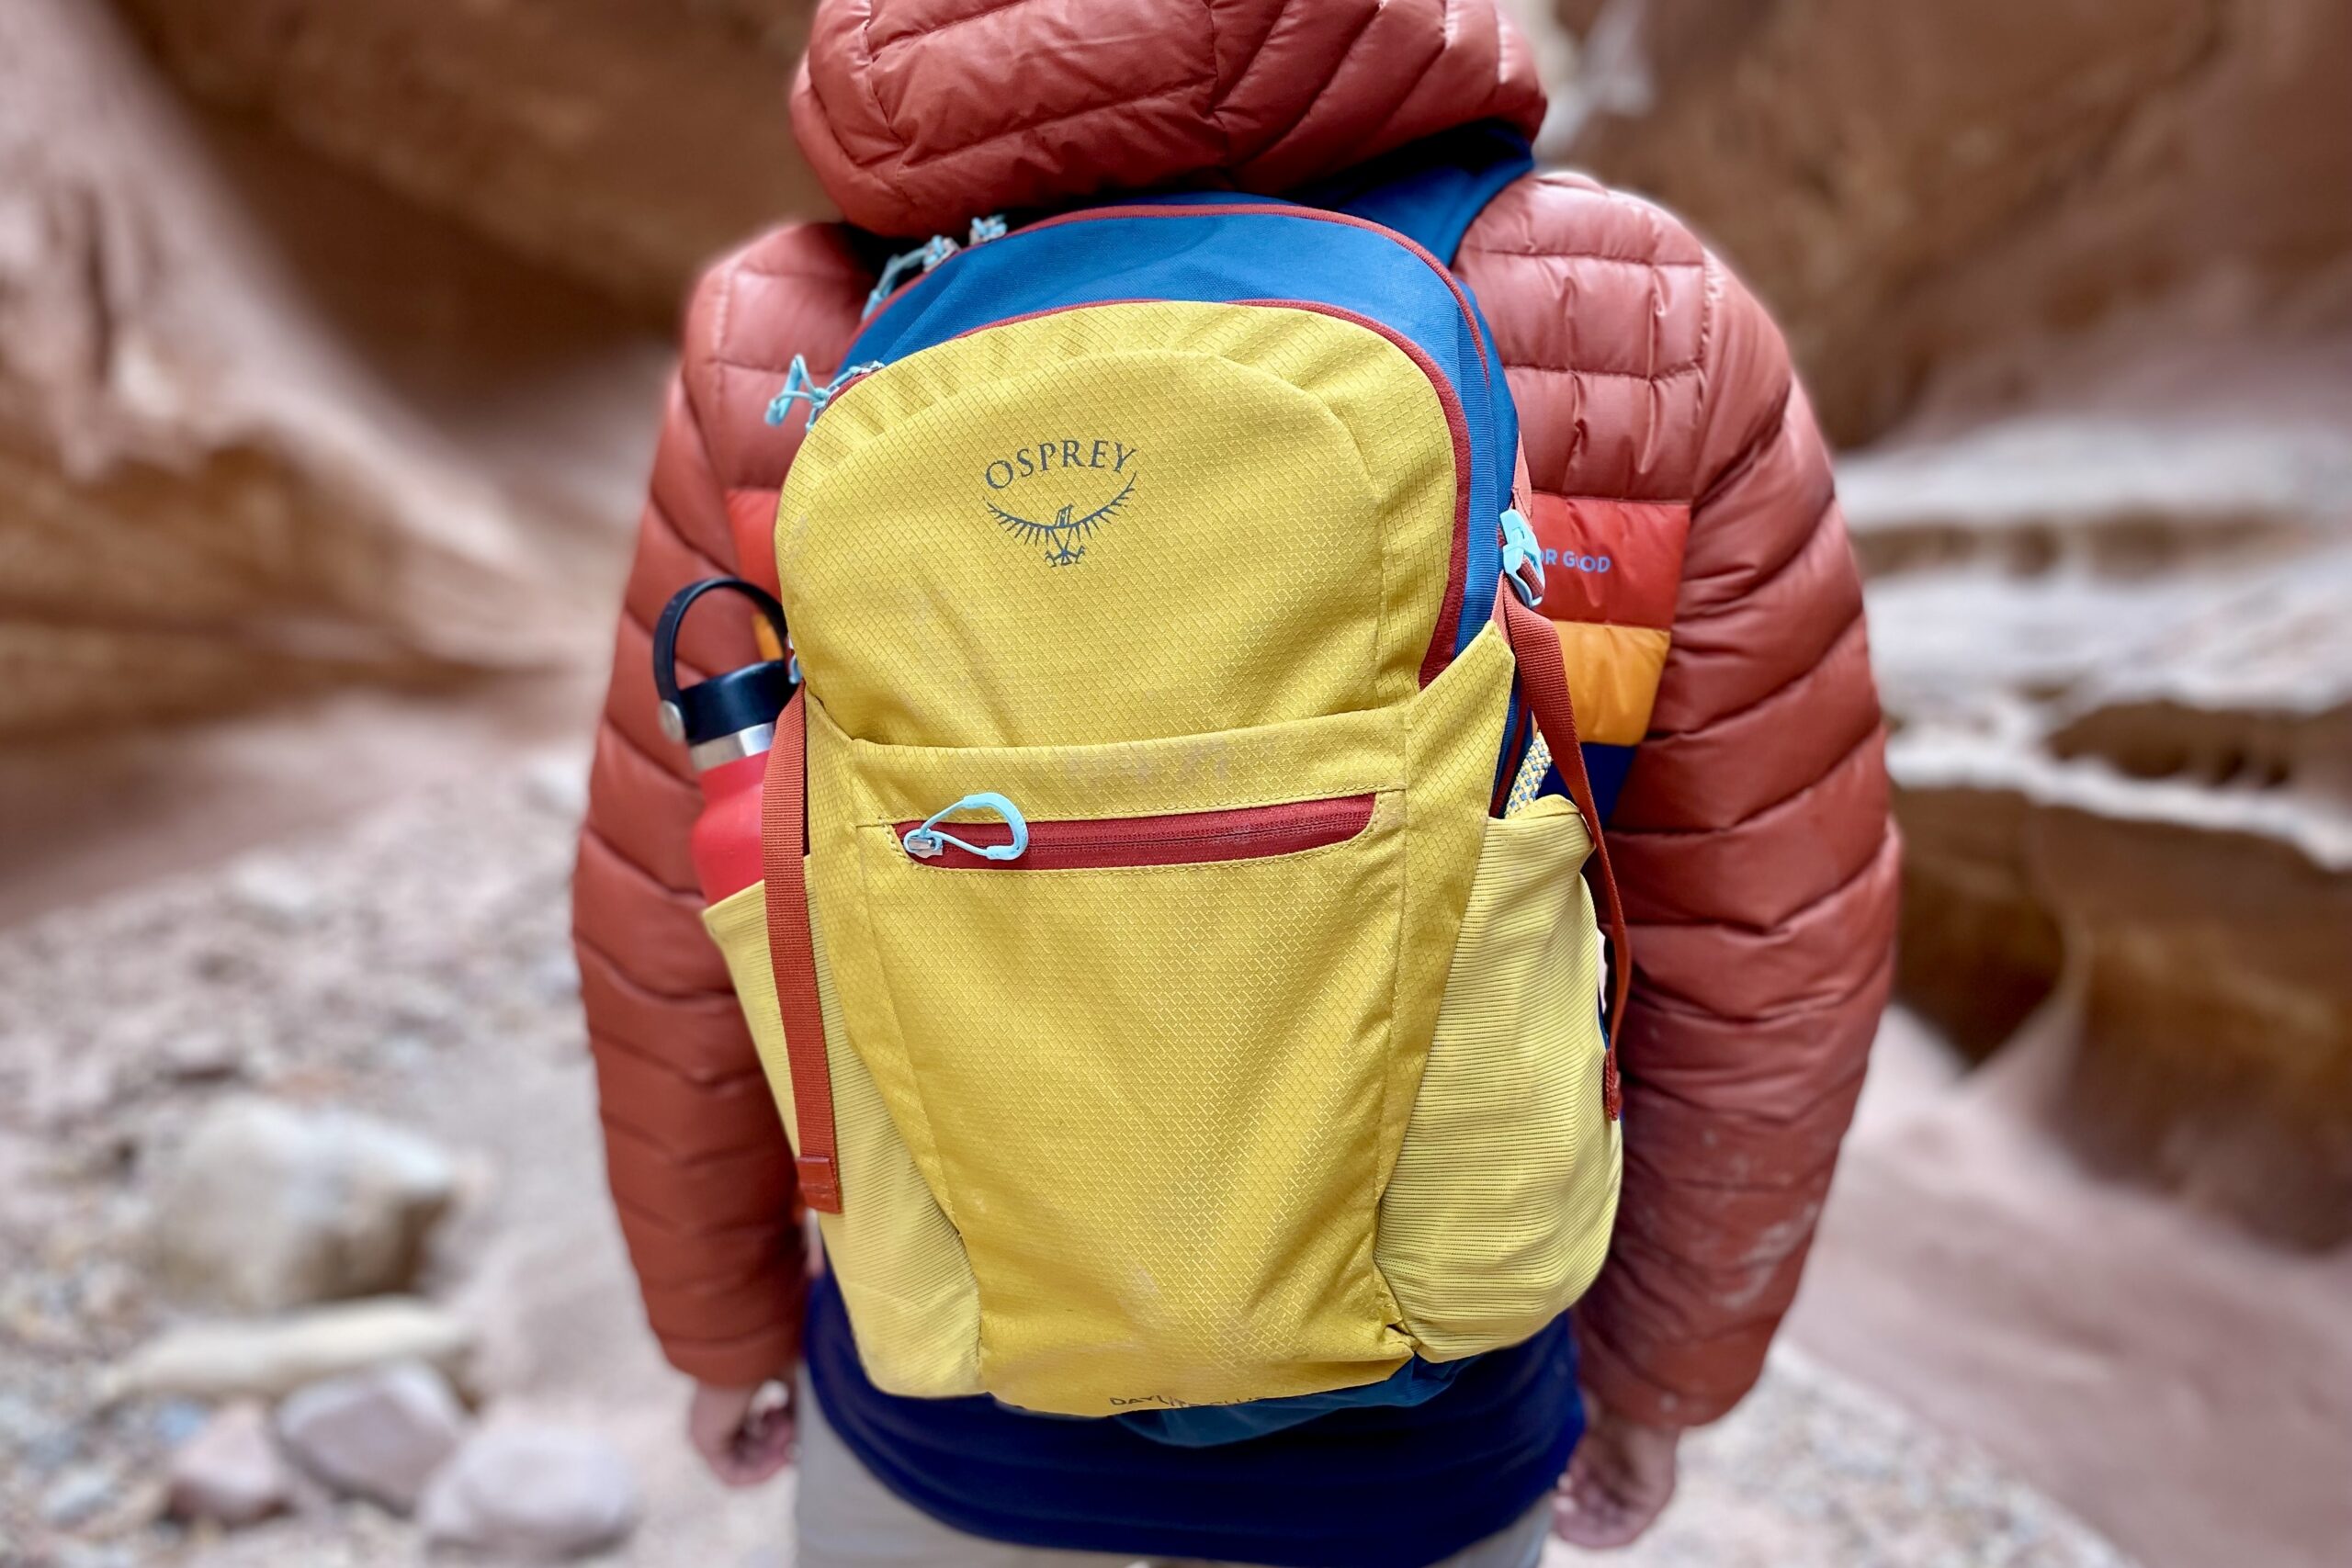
1791, 1011, 2352, 1568
0, 759, 2165, 1568
0, 676, 602, 927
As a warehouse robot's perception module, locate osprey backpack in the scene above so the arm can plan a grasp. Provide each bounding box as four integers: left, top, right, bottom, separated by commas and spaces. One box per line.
699, 128, 1631, 1419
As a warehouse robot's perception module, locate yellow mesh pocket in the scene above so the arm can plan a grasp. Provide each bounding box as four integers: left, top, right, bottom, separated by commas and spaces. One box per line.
839, 751, 1414, 1416
1376, 796, 1623, 1359
702, 884, 981, 1397
799, 633, 1511, 1417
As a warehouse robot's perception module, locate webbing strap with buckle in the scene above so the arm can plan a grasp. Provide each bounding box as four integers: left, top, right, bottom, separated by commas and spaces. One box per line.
760, 689, 843, 1211
1498, 590, 1632, 1120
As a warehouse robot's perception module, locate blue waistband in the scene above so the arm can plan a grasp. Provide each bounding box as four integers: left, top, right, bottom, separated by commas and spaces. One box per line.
802, 1273, 1583, 1568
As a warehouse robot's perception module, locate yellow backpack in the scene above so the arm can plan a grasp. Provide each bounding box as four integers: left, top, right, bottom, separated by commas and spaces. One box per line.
699, 171, 1629, 1420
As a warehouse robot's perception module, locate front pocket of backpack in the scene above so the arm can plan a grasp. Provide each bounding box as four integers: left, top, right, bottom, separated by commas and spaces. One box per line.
839, 759, 1418, 1416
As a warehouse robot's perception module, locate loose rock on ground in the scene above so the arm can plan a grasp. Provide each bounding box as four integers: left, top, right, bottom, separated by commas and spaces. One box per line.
165, 1402, 290, 1527
104, 1297, 476, 1404
149, 1097, 458, 1313
420, 1423, 643, 1561
276, 1359, 469, 1514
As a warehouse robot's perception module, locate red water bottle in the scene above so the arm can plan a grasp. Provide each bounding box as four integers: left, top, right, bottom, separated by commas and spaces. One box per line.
652, 577, 797, 902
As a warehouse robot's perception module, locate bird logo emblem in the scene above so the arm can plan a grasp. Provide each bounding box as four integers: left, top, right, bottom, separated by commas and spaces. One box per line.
986, 474, 1136, 568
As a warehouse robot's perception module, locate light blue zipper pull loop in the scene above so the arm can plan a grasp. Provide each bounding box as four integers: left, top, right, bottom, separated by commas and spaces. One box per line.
967, 213, 1008, 244
903, 792, 1029, 863
1499, 506, 1546, 608
808, 361, 885, 422
766, 357, 887, 428
863, 232, 962, 318
765, 354, 818, 426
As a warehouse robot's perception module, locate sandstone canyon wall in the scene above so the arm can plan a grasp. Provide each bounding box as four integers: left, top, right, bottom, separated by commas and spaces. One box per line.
1546, 0, 2352, 445
0, 2, 549, 739
0, 0, 797, 742
109, 0, 827, 313
1539, 0, 2352, 1242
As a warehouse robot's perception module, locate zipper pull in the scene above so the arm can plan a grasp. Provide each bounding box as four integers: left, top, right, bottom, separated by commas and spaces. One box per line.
903, 793, 1029, 863
863, 231, 960, 318
766, 355, 887, 429
859, 216, 1007, 320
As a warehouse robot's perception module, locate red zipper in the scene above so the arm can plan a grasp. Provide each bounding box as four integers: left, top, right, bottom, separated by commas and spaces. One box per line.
896, 795, 1374, 871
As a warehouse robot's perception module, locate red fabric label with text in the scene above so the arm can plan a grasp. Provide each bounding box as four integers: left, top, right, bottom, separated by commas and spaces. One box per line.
1527, 494, 1690, 630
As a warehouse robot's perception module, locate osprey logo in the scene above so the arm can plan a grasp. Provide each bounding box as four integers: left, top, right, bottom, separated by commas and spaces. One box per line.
981, 438, 1139, 567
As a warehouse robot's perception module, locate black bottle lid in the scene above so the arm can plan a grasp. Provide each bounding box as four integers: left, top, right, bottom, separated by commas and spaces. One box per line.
651, 578, 797, 750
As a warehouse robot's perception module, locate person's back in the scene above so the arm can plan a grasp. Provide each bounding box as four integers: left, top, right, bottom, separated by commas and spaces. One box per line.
575, 4, 1897, 1563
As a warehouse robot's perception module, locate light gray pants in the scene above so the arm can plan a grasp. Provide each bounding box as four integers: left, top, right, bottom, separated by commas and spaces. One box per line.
794, 1375, 1553, 1568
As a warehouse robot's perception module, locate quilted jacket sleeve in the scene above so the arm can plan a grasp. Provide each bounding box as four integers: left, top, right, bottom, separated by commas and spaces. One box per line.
1581, 241, 1897, 1429
1463, 175, 1899, 1428
574, 223, 868, 1387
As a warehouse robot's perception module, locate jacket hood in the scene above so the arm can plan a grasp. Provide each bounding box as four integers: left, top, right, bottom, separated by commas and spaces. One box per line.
790, 0, 1546, 236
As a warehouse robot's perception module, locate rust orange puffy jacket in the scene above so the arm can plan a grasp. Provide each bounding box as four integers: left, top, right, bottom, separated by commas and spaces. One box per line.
575, 0, 1897, 1429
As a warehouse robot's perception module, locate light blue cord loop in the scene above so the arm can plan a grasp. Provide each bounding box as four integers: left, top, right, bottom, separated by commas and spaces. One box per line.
858, 217, 1006, 319
765, 355, 887, 428
1499, 506, 1546, 607
903, 793, 1029, 863
764, 355, 816, 426
863, 233, 960, 317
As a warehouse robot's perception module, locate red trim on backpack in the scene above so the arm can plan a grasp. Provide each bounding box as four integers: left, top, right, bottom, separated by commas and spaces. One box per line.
1498, 591, 1631, 1121
1235, 299, 1473, 687
896, 795, 1375, 871
760, 690, 843, 1211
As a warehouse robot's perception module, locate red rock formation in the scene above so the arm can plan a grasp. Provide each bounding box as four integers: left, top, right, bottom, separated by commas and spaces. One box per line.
112, 0, 827, 312
0, 2, 662, 741
1549, 0, 2352, 445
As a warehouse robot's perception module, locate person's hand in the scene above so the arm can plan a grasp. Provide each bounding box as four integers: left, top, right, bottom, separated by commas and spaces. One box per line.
1552, 1395, 1680, 1550
686, 1379, 797, 1487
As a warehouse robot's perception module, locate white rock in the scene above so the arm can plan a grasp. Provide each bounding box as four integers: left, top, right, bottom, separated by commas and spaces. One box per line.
104, 1297, 474, 1404
225, 859, 323, 923
28, 1054, 116, 1131
149, 1097, 458, 1312
420, 1425, 641, 1561
40, 1463, 119, 1527
277, 1360, 467, 1513
165, 1402, 289, 1527
154, 1028, 245, 1084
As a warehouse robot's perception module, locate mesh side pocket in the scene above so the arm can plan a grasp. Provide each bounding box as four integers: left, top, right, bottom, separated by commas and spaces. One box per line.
1376, 796, 1622, 1359
702, 884, 982, 1396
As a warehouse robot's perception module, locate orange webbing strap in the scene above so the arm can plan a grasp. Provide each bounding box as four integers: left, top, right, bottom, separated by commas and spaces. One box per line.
760, 689, 842, 1211
1499, 592, 1630, 1120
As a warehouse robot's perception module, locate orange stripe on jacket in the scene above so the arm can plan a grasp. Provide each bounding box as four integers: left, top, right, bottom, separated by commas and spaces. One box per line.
1523, 494, 1688, 745
1549, 621, 1669, 746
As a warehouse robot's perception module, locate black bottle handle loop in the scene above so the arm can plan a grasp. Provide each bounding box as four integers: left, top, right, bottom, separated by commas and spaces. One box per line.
652, 577, 792, 744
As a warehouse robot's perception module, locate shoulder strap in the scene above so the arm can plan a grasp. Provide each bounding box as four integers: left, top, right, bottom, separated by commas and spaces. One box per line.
1500, 592, 1630, 1122
1296, 120, 1534, 265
